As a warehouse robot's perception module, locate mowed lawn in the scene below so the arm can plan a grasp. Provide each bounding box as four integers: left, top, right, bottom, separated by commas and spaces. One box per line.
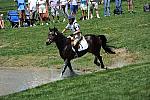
0, 0, 150, 99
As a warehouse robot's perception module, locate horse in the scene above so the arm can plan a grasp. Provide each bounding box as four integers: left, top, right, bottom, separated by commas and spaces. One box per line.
46, 27, 115, 77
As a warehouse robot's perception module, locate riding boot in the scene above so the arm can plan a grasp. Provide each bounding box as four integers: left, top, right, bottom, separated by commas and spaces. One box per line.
73, 45, 78, 58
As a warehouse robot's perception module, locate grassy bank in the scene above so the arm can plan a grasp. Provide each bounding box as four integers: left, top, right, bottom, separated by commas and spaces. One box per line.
1, 62, 150, 100
0, 0, 150, 99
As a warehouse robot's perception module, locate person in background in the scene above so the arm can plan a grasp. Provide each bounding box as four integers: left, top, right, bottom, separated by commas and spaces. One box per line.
60, 0, 69, 22
17, 0, 26, 26
104, 0, 110, 16
100, 0, 103, 4
37, 0, 47, 25
49, 0, 60, 23
0, 14, 5, 29
92, 0, 100, 18
28, 0, 37, 27
127, 0, 134, 13
115, 0, 122, 14
62, 15, 81, 57
68, 0, 78, 16
80, 0, 88, 20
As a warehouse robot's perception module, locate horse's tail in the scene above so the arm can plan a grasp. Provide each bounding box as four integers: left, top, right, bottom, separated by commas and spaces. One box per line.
98, 35, 115, 54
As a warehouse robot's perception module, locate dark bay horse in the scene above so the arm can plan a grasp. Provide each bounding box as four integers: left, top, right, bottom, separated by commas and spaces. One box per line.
46, 27, 115, 77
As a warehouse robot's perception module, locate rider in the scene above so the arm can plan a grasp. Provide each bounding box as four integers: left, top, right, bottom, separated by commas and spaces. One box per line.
62, 15, 82, 57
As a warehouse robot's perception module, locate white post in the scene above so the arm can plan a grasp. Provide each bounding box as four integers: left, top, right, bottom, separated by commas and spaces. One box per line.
87, 1, 91, 20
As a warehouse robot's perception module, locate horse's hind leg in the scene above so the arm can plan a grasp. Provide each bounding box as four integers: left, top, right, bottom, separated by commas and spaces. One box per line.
94, 56, 100, 66
97, 55, 106, 69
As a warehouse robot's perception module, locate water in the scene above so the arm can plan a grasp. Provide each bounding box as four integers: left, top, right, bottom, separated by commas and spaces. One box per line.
0, 67, 61, 96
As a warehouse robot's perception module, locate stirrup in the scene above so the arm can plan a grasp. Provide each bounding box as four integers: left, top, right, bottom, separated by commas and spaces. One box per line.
74, 52, 78, 58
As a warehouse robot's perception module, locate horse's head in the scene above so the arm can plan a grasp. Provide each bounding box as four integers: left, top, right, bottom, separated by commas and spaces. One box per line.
46, 27, 59, 45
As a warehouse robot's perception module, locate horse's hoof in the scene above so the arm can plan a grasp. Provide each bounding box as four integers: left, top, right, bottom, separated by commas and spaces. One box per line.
94, 62, 100, 66
60, 73, 63, 78
101, 65, 105, 69
97, 63, 100, 66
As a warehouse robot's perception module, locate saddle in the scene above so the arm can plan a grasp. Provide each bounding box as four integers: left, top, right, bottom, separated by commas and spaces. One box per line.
69, 36, 88, 52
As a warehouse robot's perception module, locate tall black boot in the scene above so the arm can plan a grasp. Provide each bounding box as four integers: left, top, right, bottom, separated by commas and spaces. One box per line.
73, 45, 78, 58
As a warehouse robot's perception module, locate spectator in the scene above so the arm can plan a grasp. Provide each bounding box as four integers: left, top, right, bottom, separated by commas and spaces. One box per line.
100, 0, 104, 4
0, 14, 4, 29
17, 0, 26, 26
37, 0, 47, 25
68, 0, 78, 16
115, 0, 122, 14
60, 0, 69, 22
104, 0, 110, 16
87, 0, 93, 19
80, 0, 88, 20
127, 0, 134, 13
92, 0, 100, 18
28, 0, 37, 27
49, 0, 60, 22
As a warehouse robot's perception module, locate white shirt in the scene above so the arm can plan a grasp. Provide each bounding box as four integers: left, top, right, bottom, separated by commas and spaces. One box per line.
37, 0, 47, 11
37, 0, 46, 6
65, 21, 80, 33
28, 0, 37, 11
70, 0, 78, 5
60, 0, 68, 5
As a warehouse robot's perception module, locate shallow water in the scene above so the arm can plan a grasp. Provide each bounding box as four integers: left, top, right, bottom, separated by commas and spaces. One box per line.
0, 67, 61, 96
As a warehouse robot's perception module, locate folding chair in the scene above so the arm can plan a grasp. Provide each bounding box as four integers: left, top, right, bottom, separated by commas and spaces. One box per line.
7, 10, 20, 28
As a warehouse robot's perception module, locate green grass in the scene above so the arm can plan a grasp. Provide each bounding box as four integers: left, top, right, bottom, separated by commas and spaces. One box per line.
0, 0, 150, 99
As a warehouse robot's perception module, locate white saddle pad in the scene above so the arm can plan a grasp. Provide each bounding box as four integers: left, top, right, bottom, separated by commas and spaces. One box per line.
78, 36, 88, 51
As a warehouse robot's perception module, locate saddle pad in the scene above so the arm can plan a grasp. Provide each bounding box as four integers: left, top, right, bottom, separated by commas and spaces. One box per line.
78, 36, 88, 51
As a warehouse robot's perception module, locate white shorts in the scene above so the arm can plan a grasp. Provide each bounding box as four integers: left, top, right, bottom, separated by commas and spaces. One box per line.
92, 2, 98, 9
29, 5, 36, 11
80, 4, 87, 10
38, 5, 46, 13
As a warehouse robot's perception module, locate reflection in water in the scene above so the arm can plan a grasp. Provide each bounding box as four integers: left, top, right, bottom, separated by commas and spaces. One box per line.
0, 67, 61, 96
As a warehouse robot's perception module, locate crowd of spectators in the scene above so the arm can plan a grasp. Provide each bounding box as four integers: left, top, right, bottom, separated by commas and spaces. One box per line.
0, 0, 140, 29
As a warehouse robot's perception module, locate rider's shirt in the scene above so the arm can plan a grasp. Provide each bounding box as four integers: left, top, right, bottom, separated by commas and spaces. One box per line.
65, 21, 80, 34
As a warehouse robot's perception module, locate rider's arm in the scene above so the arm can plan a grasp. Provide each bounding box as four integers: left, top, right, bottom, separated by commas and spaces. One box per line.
62, 23, 70, 33
62, 28, 67, 33
73, 29, 80, 34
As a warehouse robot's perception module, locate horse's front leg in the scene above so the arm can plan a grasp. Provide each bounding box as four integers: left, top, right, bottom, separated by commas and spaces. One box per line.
61, 59, 68, 77
68, 60, 77, 76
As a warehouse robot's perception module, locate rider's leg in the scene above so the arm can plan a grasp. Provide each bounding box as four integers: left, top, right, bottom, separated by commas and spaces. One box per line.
73, 34, 81, 56
73, 39, 79, 55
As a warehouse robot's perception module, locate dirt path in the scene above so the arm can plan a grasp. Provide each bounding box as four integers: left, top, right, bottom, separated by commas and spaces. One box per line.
0, 67, 61, 96
0, 48, 138, 96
